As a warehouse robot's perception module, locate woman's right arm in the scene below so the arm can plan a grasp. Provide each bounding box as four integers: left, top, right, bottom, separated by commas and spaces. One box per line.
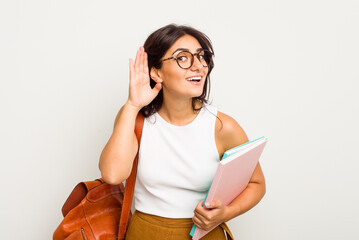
99, 46, 162, 185
99, 101, 141, 185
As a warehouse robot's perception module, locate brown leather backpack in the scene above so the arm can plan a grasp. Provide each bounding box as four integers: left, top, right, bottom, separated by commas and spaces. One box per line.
53, 113, 144, 240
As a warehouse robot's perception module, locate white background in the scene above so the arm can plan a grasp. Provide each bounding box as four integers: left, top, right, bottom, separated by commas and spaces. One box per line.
1, 0, 358, 239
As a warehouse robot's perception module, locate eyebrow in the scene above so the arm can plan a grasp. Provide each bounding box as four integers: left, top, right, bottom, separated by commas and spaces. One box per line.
172, 48, 204, 55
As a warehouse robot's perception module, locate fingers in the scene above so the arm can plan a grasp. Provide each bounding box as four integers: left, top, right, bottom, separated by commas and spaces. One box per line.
194, 209, 207, 222
143, 49, 149, 74
139, 46, 149, 75
133, 46, 148, 76
194, 200, 223, 220
139, 47, 144, 74
204, 200, 223, 209
129, 58, 134, 82
192, 215, 204, 229
134, 48, 140, 72
194, 201, 209, 220
193, 214, 211, 231
153, 82, 162, 92
130, 46, 152, 89
193, 200, 226, 231
194, 206, 208, 221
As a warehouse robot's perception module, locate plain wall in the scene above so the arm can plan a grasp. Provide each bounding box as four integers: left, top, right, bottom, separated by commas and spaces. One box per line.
1, 0, 358, 239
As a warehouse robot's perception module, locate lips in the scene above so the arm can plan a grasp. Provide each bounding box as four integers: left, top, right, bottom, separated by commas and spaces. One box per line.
186, 76, 203, 86
186, 75, 202, 82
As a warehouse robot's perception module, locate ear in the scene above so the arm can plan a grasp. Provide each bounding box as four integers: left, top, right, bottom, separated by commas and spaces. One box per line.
150, 67, 163, 83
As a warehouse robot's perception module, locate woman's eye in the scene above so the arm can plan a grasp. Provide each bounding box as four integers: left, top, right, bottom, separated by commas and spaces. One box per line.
178, 56, 187, 61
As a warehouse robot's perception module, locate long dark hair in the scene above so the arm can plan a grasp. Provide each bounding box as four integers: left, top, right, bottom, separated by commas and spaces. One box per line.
140, 24, 215, 118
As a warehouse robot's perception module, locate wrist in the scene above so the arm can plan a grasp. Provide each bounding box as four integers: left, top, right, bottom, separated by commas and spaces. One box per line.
125, 100, 142, 113
223, 204, 239, 222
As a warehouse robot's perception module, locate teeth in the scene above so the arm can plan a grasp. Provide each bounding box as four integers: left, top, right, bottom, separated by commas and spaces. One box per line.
186, 76, 202, 81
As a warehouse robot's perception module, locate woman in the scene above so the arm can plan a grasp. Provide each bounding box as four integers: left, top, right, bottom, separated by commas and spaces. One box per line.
99, 24, 266, 239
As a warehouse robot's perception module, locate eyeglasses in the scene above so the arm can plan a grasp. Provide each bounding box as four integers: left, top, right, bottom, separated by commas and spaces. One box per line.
160, 49, 213, 69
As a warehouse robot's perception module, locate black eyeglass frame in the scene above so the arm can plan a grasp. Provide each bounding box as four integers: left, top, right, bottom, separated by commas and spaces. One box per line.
159, 49, 213, 69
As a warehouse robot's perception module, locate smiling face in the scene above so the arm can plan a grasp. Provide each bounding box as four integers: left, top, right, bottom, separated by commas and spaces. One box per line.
150, 34, 209, 101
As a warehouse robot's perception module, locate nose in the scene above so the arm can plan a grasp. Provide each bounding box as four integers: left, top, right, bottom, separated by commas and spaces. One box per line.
190, 55, 203, 71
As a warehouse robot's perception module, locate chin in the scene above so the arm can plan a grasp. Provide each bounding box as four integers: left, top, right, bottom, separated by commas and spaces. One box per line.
189, 90, 205, 98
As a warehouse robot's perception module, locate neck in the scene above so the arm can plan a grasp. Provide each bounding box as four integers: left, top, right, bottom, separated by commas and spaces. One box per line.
158, 95, 202, 126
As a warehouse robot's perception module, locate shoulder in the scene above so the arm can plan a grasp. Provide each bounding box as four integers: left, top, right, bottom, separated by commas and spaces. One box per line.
215, 111, 249, 157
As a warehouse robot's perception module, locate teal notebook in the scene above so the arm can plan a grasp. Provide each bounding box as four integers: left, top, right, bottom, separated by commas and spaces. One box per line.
189, 136, 266, 237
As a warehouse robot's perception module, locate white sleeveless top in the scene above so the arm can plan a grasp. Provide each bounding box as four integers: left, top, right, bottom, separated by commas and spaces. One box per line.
133, 103, 220, 218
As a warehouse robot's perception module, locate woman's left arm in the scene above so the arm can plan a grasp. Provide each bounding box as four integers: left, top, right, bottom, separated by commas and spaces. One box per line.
193, 112, 266, 230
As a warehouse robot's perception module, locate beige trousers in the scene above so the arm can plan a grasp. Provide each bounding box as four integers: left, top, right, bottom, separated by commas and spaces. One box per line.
125, 210, 234, 240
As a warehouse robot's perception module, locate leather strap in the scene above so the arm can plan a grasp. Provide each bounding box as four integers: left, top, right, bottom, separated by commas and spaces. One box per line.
118, 112, 144, 240
220, 223, 234, 240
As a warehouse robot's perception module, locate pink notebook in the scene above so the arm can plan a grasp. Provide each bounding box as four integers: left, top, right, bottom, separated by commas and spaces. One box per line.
191, 136, 267, 240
